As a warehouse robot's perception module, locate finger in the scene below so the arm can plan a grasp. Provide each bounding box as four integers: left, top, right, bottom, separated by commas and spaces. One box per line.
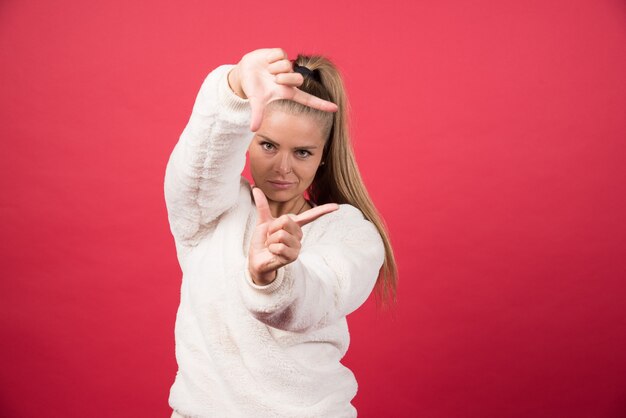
294, 203, 339, 227
290, 89, 338, 113
266, 229, 301, 250
252, 187, 273, 224
260, 257, 287, 274
266, 48, 288, 64
267, 243, 299, 261
268, 215, 303, 239
249, 97, 264, 132
275, 72, 304, 86
250, 249, 286, 273
267, 59, 293, 75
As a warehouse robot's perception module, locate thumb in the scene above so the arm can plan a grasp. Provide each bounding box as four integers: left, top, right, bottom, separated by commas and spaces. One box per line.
249, 97, 264, 132
252, 187, 273, 224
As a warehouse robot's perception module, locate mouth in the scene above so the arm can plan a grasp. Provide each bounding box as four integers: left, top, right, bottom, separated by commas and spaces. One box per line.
267, 180, 295, 190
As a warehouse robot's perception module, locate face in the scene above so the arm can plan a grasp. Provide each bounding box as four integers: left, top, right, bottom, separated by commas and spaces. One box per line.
248, 109, 326, 211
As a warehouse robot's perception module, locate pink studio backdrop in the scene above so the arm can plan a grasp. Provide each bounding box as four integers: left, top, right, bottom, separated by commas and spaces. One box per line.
1, 1, 625, 417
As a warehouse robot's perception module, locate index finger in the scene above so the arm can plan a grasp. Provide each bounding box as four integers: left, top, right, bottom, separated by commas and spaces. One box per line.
294, 203, 339, 227
290, 89, 338, 113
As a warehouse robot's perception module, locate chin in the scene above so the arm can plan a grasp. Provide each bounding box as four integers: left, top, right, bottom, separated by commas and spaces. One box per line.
259, 187, 298, 202
266, 191, 298, 203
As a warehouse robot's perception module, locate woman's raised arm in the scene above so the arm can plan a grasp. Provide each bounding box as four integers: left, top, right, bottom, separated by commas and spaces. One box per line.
164, 48, 338, 251
163, 64, 252, 250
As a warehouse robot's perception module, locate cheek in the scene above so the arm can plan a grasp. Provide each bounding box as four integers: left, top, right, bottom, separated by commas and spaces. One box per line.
298, 161, 321, 182
248, 149, 266, 173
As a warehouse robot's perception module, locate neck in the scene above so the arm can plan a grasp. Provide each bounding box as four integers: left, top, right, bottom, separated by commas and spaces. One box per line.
269, 195, 310, 218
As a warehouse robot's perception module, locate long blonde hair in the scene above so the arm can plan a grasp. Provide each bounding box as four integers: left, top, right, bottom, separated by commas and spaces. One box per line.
268, 54, 398, 306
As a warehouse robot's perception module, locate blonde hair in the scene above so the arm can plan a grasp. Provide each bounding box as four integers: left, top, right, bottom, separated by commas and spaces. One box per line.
268, 54, 398, 306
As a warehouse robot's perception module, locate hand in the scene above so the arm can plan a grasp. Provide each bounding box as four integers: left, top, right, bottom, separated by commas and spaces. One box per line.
228, 48, 338, 132
248, 187, 339, 285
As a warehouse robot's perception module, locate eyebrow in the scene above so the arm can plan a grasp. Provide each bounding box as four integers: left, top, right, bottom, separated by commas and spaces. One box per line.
256, 134, 320, 150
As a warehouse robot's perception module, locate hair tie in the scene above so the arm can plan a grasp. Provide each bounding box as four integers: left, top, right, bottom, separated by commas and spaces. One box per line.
293, 63, 321, 83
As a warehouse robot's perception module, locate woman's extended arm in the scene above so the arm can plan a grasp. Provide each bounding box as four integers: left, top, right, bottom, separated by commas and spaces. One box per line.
239, 202, 385, 333
247, 187, 340, 285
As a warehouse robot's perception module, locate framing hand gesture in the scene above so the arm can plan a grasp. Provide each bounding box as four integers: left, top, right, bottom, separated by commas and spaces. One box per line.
248, 187, 339, 286
229, 48, 338, 132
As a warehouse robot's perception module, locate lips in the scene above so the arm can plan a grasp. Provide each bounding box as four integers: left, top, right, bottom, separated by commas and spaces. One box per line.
267, 180, 295, 190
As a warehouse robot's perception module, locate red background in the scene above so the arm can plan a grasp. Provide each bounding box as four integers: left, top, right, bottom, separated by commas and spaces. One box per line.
1, 1, 626, 417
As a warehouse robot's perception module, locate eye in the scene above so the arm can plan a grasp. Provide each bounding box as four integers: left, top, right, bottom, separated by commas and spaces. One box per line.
260, 142, 275, 152
295, 149, 312, 159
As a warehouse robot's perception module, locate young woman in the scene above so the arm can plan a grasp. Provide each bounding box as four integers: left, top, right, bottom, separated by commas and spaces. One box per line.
164, 47, 397, 418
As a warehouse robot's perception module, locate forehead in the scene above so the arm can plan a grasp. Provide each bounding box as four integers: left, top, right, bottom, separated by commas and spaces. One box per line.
256, 109, 326, 147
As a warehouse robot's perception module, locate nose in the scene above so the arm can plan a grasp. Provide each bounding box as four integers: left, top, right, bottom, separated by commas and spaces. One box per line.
275, 152, 292, 175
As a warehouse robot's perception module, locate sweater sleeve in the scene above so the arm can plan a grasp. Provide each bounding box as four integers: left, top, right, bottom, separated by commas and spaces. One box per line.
163, 64, 253, 250
238, 205, 385, 333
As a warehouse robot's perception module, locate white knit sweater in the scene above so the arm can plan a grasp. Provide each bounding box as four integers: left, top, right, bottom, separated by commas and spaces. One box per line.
164, 64, 385, 418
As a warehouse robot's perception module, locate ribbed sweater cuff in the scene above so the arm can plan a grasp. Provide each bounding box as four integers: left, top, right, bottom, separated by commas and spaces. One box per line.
244, 266, 286, 294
